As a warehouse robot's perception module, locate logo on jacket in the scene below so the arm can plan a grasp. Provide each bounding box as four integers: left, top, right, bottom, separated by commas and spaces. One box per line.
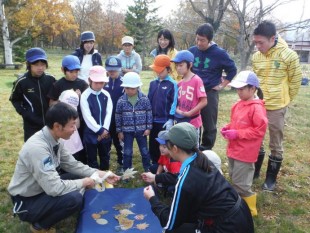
162, 86, 167, 90
42, 156, 55, 171
27, 88, 35, 93
193, 57, 210, 69
274, 61, 280, 69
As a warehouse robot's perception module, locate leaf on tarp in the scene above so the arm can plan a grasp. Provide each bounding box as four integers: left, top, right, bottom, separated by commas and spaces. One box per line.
134, 214, 146, 220
122, 168, 138, 180
113, 203, 135, 210
117, 216, 134, 230
91, 213, 101, 219
98, 210, 108, 215
136, 222, 149, 230
120, 209, 135, 215
96, 218, 108, 225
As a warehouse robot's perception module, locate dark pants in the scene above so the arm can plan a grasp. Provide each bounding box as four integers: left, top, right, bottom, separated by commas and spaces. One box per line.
23, 121, 42, 142
85, 141, 111, 170
201, 90, 219, 150
123, 131, 151, 171
149, 122, 165, 164
109, 121, 123, 166
11, 174, 83, 229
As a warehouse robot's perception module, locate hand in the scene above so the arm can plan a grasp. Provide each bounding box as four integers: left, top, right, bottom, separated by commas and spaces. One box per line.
75, 89, 81, 96
220, 126, 229, 137
82, 177, 95, 188
143, 185, 155, 200
141, 172, 155, 183
143, 129, 150, 136
212, 84, 224, 91
163, 119, 173, 130
224, 129, 238, 140
97, 170, 120, 185
118, 132, 124, 141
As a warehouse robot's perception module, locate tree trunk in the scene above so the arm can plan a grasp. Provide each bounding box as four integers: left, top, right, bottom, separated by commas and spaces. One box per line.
1, 3, 13, 64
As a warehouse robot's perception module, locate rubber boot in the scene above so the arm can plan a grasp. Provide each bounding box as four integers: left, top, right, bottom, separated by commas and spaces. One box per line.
253, 146, 265, 179
262, 155, 283, 191
242, 194, 258, 216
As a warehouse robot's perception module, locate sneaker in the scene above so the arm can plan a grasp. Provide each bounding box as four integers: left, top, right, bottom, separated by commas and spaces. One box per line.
30, 224, 56, 233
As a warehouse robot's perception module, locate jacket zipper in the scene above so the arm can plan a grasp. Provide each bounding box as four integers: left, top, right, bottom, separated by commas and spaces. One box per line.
38, 79, 45, 125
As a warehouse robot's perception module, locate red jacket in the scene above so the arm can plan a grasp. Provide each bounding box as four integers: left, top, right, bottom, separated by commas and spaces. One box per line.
225, 99, 268, 163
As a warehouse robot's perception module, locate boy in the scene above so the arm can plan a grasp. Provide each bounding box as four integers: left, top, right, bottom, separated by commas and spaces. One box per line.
171, 50, 207, 140
48, 55, 88, 163
148, 54, 178, 172
115, 72, 152, 172
104, 56, 124, 173
10, 47, 56, 141
80, 66, 113, 170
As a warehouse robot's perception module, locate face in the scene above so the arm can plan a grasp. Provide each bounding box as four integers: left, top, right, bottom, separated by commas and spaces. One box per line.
158, 35, 170, 49
236, 86, 256, 101
56, 119, 77, 140
124, 87, 138, 97
195, 35, 210, 51
83, 41, 95, 54
166, 143, 178, 160
64, 69, 79, 81
175, 62, 190, 76
90, 81, 105, 91
159, 144, 170, 156
122, 43, 133, 54
30, 61, 47, 77
253, 35, 275, 54
157, 68, 169, 80
107, 70, 119, 79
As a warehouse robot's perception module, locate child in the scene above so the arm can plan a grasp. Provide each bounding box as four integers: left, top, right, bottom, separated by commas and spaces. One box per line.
10, 47, 56, 141
48, 54, 88, 163
171, 50, 207, 138
72, 31, 102, 83
104, 56, 124, 173
80, 66, 113, 170
148, 54, 178, 172
115, 72, 152, 172
221, 70, 268, 216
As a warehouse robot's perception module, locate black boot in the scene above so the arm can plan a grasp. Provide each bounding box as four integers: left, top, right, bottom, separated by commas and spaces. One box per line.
262, 155, 283, 191
253, 147, 265, 179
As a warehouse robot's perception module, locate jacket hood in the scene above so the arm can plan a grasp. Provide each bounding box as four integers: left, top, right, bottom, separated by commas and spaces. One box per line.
120, 49, 137, 57
266, 35, 288, 55
238, 98, 265, 107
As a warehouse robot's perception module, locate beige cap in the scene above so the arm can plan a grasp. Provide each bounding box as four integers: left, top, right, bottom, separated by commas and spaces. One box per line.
122, 36, 134, 45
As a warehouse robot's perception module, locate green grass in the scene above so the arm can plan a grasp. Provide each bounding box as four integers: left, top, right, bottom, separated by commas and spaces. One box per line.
0, 53, 309, 232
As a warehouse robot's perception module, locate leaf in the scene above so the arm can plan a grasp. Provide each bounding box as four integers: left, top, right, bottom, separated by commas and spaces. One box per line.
136, 222, 149, 230
96, 218, 108, 225
134, 214, 146, 220
113, 203, 135, 210
91, 213, 101, 219
122, 168, 138, 180
119, 209, 135, 215
98, 210, 108, 215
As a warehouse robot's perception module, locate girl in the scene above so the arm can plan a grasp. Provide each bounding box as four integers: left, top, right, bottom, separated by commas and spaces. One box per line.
72, 31, 102, 83
143, 122, 254, 233
150, 29, 181, 81
221, 71, 268, 216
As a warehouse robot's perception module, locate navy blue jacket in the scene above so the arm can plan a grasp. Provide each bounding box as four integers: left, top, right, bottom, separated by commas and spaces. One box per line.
147, 75, 178, 123
104, 76, 123, 122
189, 44, 237, 91
72, 48, 102, 65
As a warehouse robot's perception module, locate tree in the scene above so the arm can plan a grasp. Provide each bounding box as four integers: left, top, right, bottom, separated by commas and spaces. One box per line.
124, 0, 161, 67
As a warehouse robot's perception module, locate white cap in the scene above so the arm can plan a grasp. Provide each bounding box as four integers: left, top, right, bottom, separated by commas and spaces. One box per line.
59, 90, 79, 110
122, 36, 134, 45
121, 72, 143, 88
202, 150, 223, 174
229, 71, 259, 88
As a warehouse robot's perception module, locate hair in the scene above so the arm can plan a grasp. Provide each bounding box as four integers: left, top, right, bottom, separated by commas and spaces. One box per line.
196, 23, 214, 41
175, 61, 193, 72
63, 67, 80, 74
245, 84, 264, 100
156, 29, 175, 54
80, 41, 95, 54
253, 20, 276, 39
166, 141, 211, 173
45, 102, 78, 129
26, 60, 48, 70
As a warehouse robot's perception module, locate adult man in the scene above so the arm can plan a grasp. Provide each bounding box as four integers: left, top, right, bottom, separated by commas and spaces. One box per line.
189, 23, 237, 150
10, 48, 56, 141
252, 21, 302, 191
8, 102, 119, 233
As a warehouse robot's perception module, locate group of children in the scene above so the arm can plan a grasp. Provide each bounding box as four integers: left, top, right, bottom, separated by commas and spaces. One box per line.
10, 36, 268, 219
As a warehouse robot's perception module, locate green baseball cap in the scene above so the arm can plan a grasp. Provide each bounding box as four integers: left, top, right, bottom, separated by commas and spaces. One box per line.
167, 122, 197, 149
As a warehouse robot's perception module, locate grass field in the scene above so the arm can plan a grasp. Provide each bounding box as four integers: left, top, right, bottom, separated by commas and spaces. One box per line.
0, 51, 309, 232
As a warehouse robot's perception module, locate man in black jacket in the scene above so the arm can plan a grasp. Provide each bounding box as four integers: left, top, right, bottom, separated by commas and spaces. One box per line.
10, 47, 56, 141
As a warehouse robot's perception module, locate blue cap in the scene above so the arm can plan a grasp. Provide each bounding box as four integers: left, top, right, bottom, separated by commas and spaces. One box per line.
25, 48, 47, 63
155, 130, 169, 145
105, 56, 122, 71
62, 55, 81, 71
171, 50, 194, 63
81, 31, 95, 42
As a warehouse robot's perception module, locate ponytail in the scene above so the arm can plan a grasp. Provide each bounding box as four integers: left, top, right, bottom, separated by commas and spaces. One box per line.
256, 87, 264, 100
193, 148, 212, 172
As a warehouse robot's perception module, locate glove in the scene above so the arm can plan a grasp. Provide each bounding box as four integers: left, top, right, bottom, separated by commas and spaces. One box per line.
224, 130, 238, 140
163, 119, 174, 130
220, 126, 228, 137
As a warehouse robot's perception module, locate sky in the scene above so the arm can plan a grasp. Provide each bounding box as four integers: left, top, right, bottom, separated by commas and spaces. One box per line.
115, 0, 310, 23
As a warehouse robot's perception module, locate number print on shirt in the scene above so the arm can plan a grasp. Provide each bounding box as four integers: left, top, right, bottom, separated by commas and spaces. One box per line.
178, 85, 194, 101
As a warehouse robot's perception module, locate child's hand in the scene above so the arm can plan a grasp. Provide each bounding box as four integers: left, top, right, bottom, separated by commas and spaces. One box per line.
75, 89, 81, 96
141, 172, 155, 183
223, 130, 238, 140
220, 126, 228, 137
143, 129, 150, 136
143, 185, 155, 200
118, 132, 124, 141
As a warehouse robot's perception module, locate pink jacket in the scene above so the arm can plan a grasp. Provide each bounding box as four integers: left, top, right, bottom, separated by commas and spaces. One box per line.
225, 99, 268, 163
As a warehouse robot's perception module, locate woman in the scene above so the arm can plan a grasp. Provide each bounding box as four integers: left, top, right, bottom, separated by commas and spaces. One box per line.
72, 31, 102, 84
150, 29, 181, 81
143, 122, 254, 233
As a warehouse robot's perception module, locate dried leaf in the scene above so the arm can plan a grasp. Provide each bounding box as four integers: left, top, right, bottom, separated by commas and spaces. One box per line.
136, 222, 149, 230
96, 218, 108, 225
113, 203, 135, 210
120, 209, 135, 215
134, 214, 146, 220
122, 168, 138, 180
91, 213, 101, 219
119, 217, 134, 230
98, 210, 108, 215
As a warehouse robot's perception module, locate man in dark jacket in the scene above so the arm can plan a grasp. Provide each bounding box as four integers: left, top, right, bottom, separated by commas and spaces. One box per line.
10, 47, 56, 141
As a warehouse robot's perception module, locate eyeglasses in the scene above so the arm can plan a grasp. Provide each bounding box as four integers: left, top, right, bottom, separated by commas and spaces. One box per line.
123, 43, 133, 47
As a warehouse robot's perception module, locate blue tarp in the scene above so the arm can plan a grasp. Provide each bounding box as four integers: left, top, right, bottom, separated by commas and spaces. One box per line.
76, 187, 163, 233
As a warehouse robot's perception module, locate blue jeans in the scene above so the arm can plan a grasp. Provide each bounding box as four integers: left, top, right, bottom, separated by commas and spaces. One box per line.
123, 131, 150, 171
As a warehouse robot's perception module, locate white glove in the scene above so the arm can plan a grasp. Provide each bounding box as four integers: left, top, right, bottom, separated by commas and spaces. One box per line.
163, 119, 173, 130
90, 171, 112, 192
